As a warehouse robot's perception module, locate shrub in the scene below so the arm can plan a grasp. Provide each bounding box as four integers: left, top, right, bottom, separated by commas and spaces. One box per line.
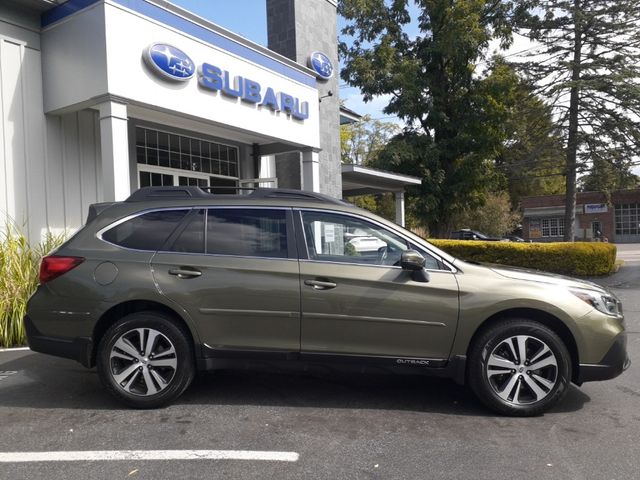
429, 240, 617, 277
0, 225, 65, 348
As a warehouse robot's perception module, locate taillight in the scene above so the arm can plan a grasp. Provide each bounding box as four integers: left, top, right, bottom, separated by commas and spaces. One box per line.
39, 256, 85, 284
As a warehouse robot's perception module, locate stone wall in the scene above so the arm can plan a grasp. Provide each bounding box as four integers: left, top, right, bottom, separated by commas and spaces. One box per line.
266, 0, 342, 198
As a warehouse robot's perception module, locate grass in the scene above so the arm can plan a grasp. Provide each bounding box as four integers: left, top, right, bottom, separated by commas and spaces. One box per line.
0, 223, 66, 348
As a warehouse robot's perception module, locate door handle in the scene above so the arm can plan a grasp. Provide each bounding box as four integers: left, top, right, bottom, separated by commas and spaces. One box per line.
304, 279, 337, 290
168, 268, 202, 278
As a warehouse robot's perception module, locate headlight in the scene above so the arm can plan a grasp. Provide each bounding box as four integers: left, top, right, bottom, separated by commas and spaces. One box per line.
571, 289, 621, 316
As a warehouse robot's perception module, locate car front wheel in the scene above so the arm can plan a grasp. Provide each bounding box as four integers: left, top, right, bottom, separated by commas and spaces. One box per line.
97, 312, 195, 408
468, 319, 572, 416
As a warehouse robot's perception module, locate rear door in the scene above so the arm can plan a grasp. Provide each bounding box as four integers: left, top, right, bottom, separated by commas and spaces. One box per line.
151, 207, 301, 354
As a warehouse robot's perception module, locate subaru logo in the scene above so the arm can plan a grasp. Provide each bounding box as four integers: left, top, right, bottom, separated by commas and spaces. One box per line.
144, 43, 195, 82
308, 51, 334, 80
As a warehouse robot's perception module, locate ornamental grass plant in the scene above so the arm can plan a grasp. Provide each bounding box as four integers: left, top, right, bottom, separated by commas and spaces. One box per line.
0, 224, 65, 347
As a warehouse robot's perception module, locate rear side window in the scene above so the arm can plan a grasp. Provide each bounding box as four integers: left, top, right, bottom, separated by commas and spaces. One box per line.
171, 209, 205, 253
207, 209, 288, 258
102, 210, 188, 251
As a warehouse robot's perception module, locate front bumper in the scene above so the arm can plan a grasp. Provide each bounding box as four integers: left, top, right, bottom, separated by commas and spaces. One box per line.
577, 333, 630, 383
24, 315, 93, 368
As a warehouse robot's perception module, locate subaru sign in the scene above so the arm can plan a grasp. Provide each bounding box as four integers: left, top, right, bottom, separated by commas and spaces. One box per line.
198, 63, 309, 121
143, 43, 309, 122
308, 51, 334, 80
144, 43, 195, 81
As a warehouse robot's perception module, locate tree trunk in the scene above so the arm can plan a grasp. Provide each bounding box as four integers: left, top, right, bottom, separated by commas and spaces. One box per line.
564, 0, 583, 242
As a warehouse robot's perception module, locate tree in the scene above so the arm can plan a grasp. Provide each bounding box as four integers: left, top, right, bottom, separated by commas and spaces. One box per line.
489, 58, 566, 205
339, 0, 531, 236
520, 0, 640, 241
579, 158, 639, 193
451, 191, 521, 237
349, 193, 398, 222
340, 115, 401, 165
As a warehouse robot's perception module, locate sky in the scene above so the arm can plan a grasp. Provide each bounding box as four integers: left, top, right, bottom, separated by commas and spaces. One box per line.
167, 0, 403, 122
169, 0, 534, 126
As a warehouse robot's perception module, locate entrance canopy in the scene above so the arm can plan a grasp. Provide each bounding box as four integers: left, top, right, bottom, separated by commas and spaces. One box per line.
341, 164, 422, 227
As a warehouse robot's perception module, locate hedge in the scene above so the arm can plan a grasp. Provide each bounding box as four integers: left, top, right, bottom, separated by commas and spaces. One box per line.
429, 240, 617, 276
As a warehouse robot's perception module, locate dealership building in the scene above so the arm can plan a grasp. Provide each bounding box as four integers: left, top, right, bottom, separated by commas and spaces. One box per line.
521, 189, 640, 243
0, 0, 419, 240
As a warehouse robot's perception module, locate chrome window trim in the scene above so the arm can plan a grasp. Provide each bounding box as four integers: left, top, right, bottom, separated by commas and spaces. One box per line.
297, 208, 457, 273
98, 205, 293, 256
96, 207, 194, 252
299, 258, 455, 274
154, 251, 298, 262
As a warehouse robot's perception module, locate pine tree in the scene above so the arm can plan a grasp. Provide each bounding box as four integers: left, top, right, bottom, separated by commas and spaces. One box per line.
520, 0, 640, 241
489, 58, 566, 205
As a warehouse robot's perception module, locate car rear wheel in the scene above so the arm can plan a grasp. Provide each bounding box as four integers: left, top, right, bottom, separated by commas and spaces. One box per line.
97, 312, 194, 408
468, 319, 571, 416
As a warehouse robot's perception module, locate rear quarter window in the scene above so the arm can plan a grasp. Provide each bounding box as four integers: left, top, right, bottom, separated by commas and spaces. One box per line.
102, 209, 189, 251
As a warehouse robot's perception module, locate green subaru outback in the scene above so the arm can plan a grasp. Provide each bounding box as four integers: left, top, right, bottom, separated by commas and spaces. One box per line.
25, 187, 629, 416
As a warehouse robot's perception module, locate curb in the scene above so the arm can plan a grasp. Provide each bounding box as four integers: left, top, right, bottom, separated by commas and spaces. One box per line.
0, 347, 30, 352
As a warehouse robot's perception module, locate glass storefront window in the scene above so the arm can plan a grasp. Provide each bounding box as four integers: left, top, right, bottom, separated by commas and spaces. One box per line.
615, 203, 640, 235
135, 127, 239, 180
537, 217, 565, 238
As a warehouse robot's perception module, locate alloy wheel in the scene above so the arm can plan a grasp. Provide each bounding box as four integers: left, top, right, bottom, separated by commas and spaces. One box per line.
485, 335, 559, 405
109, 328, 178, 396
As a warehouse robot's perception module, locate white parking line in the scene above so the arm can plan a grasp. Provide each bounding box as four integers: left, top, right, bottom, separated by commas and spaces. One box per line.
0, 450, 299, 463
0, 371, 18, 382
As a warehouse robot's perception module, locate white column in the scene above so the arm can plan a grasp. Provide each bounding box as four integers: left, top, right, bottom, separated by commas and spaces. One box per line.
98, 101, 130, 201
258, 154, 277, 188
395, 191, 406, 227
301, 149, 320, 193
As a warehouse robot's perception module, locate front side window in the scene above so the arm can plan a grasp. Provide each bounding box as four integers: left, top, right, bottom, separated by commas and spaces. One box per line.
207, 209, 288, 258
301, 211, 441, 269
102, 210, 189, 251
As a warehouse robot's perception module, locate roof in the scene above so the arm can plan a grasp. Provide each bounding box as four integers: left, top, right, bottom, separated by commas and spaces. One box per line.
126, 186, 351, 206
340, 106, 363, 125
342, 164, 422, 196
39, 0, 317, 87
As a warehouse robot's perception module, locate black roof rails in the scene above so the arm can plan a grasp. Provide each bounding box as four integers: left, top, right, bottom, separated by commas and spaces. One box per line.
125, 186, 211, 202
248, 188, 350, 205
125, 186, 350, 206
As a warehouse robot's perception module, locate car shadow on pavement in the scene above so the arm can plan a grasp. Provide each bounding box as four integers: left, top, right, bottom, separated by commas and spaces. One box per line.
180, 370, 590, 417
0, 353, 591, 416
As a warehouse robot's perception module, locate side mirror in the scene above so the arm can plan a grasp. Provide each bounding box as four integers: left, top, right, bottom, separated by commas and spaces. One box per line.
401, 250, 430, 283
401, 250, 425, 271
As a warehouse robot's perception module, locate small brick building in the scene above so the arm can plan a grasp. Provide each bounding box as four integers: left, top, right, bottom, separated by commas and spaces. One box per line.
521, 189, 640, 243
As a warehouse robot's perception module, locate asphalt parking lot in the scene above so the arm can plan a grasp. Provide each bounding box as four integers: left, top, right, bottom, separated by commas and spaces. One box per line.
1, 250, 638, 479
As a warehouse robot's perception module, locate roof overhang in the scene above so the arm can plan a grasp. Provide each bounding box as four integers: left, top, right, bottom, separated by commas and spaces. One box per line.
339, 106, 362, 125
342, 164, 421, 196
5, 0, 65, 13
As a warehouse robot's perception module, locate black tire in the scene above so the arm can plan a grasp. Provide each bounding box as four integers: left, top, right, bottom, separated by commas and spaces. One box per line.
97, 311, 195, 409
468, 319, 572, 417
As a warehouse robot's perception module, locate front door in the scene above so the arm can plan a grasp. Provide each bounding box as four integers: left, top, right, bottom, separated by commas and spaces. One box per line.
592, 221, 602, 240
297, 210, 459, 361
151, 207, 300, 354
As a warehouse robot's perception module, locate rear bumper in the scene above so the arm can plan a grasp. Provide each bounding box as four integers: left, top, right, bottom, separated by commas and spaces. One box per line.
24, 315, 93, 368
577, 333, 630, 383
